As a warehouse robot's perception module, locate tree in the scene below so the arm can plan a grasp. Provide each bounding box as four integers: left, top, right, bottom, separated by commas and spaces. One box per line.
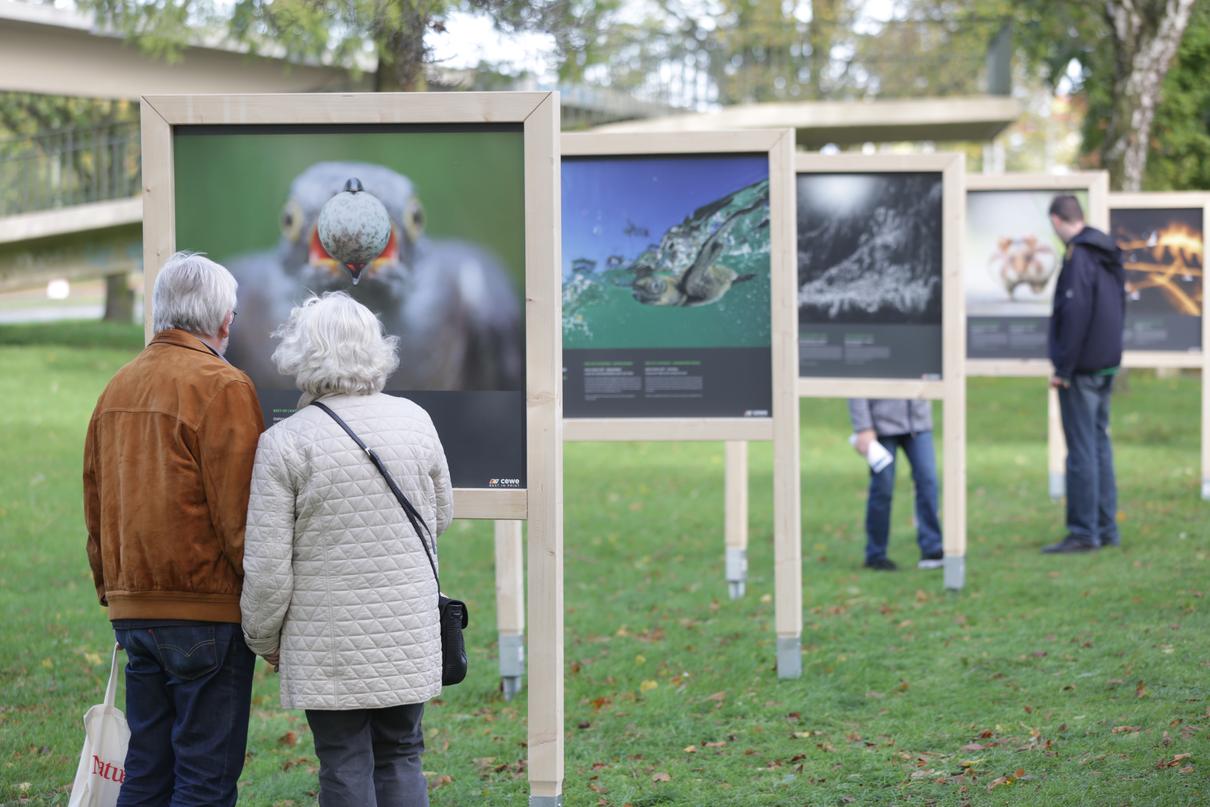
79, 0, 620, 92
1015, 0, 1199, 191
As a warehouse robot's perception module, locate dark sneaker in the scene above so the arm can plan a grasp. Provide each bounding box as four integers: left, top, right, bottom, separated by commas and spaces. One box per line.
917, 552, 944, 570
1041, 535, 1098, 554
865, 557, 898, 571
1099, 535, 1121, 548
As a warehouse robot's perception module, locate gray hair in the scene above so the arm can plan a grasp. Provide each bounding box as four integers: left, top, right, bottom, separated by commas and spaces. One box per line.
151, 251, 238, 336
272, 292, 399, 397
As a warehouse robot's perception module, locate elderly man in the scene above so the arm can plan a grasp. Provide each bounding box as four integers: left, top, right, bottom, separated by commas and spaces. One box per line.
1043, 195, 1127, 554
83, 252, 264, 806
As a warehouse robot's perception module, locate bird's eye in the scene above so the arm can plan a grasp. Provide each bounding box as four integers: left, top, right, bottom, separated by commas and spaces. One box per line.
281, 199, 305, 243
403, 197, 425, 242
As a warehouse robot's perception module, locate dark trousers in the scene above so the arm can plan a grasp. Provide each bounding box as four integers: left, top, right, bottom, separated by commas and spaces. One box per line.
306, 703, 428, 807
1058, 374, 1119, 546
866, 431, 944, 563
112, 622, 255, 807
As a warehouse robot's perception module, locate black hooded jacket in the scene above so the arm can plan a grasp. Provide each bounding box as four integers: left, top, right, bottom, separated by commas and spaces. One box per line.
1047, 226, 1126, 379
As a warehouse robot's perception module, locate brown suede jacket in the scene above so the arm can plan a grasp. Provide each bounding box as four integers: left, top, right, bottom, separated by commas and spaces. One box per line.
83, 329, 265, 622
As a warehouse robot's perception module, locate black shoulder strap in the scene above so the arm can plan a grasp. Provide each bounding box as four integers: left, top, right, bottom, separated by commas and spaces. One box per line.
310, 401, 440, 593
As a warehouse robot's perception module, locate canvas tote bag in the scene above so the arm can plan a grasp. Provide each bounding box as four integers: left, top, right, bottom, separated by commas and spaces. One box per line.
68, 643, 130, 807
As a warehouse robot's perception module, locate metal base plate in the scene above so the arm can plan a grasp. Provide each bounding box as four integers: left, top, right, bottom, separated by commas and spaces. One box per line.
501, 676, 523, 702
529, 796, 564, 807
1202, 479, 1210, 501
498, 632, 525, 678
1049, 471, 1065, 501
776, 636, 802, 679
944, 555, 965, 591
725, 548, 747, 601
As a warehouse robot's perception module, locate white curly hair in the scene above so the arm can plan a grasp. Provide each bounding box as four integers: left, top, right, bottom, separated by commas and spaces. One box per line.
271, 292, 400, 397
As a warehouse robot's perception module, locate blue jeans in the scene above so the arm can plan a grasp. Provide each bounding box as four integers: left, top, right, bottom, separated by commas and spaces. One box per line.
306, 704, 429, 807
1058, 374, 1119, 546
865, 431, 944, 563
112, 622, 255, 807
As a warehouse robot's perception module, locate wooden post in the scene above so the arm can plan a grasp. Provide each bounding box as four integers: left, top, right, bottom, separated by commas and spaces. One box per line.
494, 520, 525, 700
1047, 387, 1066, 501
941, 156, 967, 591
770, 131, 802, 679
724, 441, 749, 599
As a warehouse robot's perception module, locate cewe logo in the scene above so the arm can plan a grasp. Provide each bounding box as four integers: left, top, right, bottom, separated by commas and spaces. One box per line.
92, 754, 126, 784
488, 478, 521, 488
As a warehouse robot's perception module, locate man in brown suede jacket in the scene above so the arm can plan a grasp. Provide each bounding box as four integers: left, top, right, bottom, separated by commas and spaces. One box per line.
83, 252, 264, 806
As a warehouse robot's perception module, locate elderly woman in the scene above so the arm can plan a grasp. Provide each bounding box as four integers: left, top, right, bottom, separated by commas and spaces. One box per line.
241, 292, 452, 807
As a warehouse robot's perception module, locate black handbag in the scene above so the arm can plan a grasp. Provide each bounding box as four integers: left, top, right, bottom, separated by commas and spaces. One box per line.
312, 401, 468, 686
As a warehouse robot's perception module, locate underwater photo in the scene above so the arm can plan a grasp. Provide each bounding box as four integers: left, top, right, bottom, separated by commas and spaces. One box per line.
561, 154, 772, 351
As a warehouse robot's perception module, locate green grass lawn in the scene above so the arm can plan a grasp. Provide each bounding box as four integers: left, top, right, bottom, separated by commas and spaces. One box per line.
1, 322, 1207, 806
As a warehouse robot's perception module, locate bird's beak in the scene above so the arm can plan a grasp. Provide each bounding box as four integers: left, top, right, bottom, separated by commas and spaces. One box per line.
308, 225, 402, 283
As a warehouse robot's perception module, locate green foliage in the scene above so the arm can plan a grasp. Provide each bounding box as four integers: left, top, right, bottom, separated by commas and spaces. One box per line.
1143, 3, 1210, 191
2, 330, 1209, 804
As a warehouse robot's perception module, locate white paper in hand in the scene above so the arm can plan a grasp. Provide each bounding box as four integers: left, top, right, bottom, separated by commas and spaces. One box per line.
849, 434, 894, 473
68, 644, 130, 807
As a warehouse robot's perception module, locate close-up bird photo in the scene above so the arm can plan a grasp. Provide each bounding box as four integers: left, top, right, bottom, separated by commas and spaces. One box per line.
172, 126, 528, 487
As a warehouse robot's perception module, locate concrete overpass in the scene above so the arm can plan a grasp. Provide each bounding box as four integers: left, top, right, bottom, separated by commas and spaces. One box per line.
593, 95, 1021, 148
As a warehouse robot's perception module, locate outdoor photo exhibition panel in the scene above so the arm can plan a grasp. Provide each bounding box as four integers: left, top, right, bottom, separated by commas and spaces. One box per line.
139, 92, 566, 806
964, 172, 1110, 500
1111, 192, 1210, 499
796, 153, 967, 590
544, 130, 801, 679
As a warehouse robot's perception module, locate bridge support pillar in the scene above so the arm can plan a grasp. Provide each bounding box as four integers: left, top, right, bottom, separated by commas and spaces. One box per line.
103, 273, 134, 324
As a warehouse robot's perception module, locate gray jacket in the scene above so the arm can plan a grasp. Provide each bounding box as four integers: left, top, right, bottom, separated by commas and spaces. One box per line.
848, 398, 933, 436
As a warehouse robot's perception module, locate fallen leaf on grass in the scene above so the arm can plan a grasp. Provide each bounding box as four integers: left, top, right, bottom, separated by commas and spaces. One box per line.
1156, 753, 1192, 769
591, 696, 611, 711
865, 690, 884, 700
428, 774, 453, 790
1111, 726, 1141, 735
1180, 766, 1195, 774
1136, 680, 1149, 698
639, 680, 658, 693
652, 771, 671, 782
278, 731, 298, 747
705, 691, 726, 703
961, 743, 986, 752
705, 740, 727, 748
792, 731, 814, 739
683, 745, 697, 754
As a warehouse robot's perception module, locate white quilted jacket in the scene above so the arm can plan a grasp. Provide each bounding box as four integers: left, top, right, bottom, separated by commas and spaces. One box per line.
241, 392, 452, 709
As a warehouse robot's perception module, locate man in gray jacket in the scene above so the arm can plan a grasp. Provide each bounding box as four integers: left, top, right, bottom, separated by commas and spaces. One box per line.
849, 399, 943, 571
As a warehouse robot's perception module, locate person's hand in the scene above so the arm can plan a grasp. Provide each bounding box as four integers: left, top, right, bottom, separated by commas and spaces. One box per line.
1050, 375, 1070, 389
263, 651, 280, 672
854, 429, 877, 456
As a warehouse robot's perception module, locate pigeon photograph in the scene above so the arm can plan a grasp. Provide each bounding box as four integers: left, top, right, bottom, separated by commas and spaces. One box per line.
171, 127, 528, 486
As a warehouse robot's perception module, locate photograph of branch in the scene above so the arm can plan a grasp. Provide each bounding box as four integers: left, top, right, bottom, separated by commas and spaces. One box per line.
1112, 207, 1203, 317
797, 172, 942, 325
173, 125, 527, 487
562, 154, 771, 351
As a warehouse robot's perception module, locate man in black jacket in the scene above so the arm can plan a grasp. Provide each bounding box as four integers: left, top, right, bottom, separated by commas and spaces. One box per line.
1043, 195, 1126, 554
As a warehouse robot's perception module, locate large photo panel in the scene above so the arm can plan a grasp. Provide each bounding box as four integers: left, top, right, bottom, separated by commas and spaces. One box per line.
561, 153, 773, 418
1111, 204, 1204, 353
173, 124, 527, 488
797, 171, 944, 379
965, 187, 1088, 360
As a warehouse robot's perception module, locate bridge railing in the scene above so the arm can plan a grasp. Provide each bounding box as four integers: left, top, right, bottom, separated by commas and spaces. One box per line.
0, 121, 141, 217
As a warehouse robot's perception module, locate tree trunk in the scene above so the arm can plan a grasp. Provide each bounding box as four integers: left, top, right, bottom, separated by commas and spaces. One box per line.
807, 0, 843, 99
374, 9, 429, 92
1102, 0, 1197, 191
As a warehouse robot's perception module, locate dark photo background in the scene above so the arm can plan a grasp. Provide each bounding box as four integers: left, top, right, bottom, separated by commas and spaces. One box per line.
797, 172, 943, 325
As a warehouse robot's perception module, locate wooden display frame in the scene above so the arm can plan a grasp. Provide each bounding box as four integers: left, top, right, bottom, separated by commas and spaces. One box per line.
795, 153, 967, 589
964, 172, 1110, 501
139, 92, 565, 805
1111, 192, 1210, 499
559, 130, 803, 677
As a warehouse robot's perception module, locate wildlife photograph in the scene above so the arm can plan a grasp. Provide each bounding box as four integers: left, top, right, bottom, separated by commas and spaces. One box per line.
561, 154, 772, 351
965, 189, 1086, 317
172, 126, 527, 486
1111, 206, 1204, 318
796, 171, 943, 325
